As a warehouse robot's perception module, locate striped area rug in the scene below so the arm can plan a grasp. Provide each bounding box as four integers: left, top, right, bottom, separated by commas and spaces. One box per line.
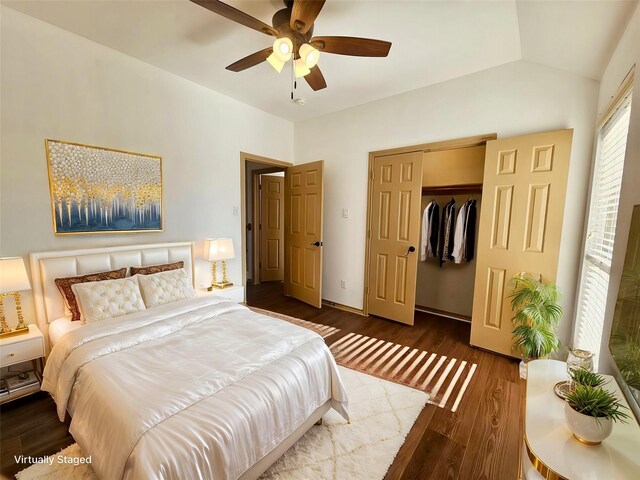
328, 333, 477, 412
250, 307, 341, 339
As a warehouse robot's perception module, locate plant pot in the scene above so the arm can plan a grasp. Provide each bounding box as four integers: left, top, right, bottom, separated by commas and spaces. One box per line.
564, 402, 613, 445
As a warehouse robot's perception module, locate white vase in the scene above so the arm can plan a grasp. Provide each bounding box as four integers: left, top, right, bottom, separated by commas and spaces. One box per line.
564, 402, 613, 445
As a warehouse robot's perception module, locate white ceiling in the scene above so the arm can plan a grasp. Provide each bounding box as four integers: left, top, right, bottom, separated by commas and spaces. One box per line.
3, 0, 636, 122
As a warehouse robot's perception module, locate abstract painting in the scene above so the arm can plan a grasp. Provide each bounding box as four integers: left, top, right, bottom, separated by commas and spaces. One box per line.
45, 140, 162, 235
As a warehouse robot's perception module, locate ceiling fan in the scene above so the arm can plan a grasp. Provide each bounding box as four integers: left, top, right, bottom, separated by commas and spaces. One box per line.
190, 0, 392, 91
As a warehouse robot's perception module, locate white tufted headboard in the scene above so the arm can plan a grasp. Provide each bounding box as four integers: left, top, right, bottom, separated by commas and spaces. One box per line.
30, 242, 194, 350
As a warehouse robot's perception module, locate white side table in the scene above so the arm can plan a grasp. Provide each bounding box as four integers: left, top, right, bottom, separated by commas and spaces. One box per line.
199, 285, 245, 304
0, 324, 45, 404
523, 359, 640, 479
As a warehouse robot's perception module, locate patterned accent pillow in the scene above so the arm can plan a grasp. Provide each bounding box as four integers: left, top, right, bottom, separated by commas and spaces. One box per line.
72, 276, 146, 324
55, 268, 127, 321
137, 269, 195, 308
130, 261, 184, 276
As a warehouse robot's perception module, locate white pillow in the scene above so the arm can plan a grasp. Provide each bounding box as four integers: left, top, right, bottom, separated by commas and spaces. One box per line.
137, 268, 195, 308
72, 276, 146, 324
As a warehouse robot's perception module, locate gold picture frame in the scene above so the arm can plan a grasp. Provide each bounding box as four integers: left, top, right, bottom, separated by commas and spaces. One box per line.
45, 139, 163, 235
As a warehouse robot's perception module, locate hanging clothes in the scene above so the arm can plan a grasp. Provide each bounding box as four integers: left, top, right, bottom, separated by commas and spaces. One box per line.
452, 202, 468, 264
439, 199, 456, 266
420, 201, 440, 261
464, 199, 477, 262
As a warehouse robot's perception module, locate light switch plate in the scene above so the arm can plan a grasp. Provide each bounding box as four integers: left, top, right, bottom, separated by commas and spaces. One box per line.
342, 208, 349, 218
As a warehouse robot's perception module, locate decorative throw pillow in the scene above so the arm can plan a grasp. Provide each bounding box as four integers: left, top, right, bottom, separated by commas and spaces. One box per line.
137, 268, 195, 308
55, 268, 127, 321
130, 261, 184, 276
72, 276, 146, 324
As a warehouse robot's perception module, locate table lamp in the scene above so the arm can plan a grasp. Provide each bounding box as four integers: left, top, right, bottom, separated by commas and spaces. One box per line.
0, 257, 31, 338
205, 238, 235, 290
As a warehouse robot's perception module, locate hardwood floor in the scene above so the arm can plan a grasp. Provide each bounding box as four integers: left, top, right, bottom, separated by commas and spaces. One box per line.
246, 282, 524, 480
0, 282, 523, 479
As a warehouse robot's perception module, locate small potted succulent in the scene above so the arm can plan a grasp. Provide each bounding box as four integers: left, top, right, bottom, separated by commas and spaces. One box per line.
509, 273, 563, 378
564, 383, 630, 445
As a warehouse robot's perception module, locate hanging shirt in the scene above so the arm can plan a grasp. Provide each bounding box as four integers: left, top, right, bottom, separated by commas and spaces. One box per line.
420, 202, 433, 261
439, 200, 456, 265
464, 199, 477, 262
452, 202, 468, 264
420, 201, 440, 261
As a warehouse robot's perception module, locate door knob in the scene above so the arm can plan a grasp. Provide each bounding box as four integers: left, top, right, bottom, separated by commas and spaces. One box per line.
403, 246, 416, 257
311, 241, 323, 247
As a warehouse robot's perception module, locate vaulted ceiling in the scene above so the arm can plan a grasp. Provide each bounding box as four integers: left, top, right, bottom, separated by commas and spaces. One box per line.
3, 0, 637, 121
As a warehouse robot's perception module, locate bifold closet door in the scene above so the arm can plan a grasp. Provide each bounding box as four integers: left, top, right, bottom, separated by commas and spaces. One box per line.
284, 161, 324, 308
367, 151, 423, 325
260, 175, 285, 282
470, 129, 573, 356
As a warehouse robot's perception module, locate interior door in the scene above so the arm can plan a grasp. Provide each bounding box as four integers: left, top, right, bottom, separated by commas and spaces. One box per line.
470, 129, 573, 356
284, 161, 324, 308
260, 175, 285, 282
367, 151, 423, 325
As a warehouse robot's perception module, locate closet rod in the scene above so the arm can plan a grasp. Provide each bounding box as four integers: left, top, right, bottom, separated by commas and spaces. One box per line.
421, 183, 483, 195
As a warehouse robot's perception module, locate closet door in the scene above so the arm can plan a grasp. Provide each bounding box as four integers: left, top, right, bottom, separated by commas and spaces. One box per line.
470, 129, 573, 356
367, 151, 423, 325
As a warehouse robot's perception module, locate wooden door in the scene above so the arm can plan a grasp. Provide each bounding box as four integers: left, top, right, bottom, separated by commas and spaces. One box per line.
284, 161, 324, 308
367, 151, 423, 325
260, 175, 284, 282
470, 129, 573, 356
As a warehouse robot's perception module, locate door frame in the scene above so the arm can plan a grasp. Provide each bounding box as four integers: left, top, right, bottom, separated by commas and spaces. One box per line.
362, 133, 497, 316
240, 152, 292, 288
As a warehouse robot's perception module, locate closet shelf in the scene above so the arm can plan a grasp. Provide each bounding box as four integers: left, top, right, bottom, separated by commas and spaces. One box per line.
422, 184, 483, 195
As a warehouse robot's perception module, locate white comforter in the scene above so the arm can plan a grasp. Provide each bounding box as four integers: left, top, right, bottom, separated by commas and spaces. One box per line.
42, 295, 349, 480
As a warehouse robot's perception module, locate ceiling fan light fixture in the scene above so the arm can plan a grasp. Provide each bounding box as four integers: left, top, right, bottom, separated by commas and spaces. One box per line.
266, 52, 286, 73
272, 37, 293, 62
294, 58, 311, 78
299, 43, 319, 68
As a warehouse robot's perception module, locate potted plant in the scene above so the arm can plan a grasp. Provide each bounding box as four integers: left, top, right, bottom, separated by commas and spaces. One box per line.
565, 384, 630, 445
509, 273, 563, 378
570, 369, 606, 388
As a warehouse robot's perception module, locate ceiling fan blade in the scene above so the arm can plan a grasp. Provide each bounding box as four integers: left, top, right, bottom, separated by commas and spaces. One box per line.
191, 0, 278, 37
226, 47, 273, 72
310, 36, 392, 57
304, 65, 327, 91
290, 0, 326, 34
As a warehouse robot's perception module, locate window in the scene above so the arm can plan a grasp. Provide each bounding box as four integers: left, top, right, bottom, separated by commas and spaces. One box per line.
574, 89, 633, 366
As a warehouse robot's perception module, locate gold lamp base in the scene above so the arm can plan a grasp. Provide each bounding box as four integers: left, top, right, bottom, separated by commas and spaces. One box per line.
207, 260, 233, 290
0, 291, 29, 339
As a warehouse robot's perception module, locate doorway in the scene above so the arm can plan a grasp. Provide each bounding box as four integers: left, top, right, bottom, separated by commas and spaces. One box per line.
241, 153, 290, 298
240, 153, 326, 308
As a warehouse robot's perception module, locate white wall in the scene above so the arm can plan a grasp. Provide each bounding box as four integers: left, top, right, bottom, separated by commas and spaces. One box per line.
0, 6, 293, 325
588, 3, 640, 375
295, 59, 599, 346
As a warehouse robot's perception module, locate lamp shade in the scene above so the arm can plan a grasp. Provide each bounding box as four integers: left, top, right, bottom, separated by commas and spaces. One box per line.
267, 52, 286, 73
205, 238, 235, 261
0, 257, 31, 293
272, 37, 293, 62
294, 58, 311, 78
299, 43, 319, 68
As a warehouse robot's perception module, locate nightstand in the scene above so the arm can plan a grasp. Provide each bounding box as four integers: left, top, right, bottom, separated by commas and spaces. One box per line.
200, 285, 245, 304
0, 324, 45, 404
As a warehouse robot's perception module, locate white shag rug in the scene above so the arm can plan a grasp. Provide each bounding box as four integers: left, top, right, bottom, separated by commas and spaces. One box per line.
16, 367, 427, 480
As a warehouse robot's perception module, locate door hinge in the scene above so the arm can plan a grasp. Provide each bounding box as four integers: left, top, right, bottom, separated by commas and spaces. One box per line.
370, 170, 374, 180
366, 230, 371, 238
259, 224, 262, 230
259, 184, 262, 190
365, 286, 369, 295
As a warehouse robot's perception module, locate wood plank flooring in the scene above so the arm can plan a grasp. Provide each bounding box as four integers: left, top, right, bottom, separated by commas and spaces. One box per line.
0, 282, 523, 479
246, 282, 524, 480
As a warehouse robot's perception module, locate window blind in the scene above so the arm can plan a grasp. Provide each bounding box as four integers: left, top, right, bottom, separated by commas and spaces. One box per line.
574, 92, 633, 364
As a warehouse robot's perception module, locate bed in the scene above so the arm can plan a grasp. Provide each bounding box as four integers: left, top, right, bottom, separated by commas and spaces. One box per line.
30, 242, 349, 480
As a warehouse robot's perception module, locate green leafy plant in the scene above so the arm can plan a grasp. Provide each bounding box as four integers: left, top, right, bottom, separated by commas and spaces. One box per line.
510, 273, 562, 359
566, 385, 630, 423
570, 369, 607, 388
